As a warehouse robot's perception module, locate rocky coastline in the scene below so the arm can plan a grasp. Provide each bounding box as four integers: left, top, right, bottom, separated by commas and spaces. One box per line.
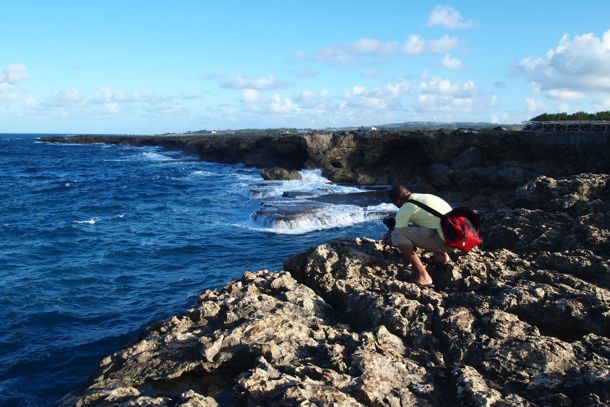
40, 128, 609, 207
46, 131, 609, 406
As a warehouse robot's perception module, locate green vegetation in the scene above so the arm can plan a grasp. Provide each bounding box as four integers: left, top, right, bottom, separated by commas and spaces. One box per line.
531, 111, 610, 121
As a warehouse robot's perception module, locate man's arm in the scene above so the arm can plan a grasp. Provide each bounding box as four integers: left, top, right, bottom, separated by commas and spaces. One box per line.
395, 204, 414, 228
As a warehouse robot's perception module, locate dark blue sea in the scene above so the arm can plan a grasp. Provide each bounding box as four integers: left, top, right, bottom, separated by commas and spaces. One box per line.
0, 134, 391, 406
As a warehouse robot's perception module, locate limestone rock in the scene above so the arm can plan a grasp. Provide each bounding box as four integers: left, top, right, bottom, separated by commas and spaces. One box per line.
259, 167, 302, 181
60, 173, 609, 406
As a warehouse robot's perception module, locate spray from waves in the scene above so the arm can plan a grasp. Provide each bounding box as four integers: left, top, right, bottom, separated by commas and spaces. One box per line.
138, 151, 174, 161
249, 169, 365, 199
244, 201, 396, 234
73, 218, 100, 225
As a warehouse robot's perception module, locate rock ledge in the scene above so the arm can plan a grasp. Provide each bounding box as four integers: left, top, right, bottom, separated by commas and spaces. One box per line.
60, 173, 609, 406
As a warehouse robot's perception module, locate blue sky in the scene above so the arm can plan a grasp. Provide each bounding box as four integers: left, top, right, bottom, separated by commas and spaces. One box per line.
1, 1, 609, 133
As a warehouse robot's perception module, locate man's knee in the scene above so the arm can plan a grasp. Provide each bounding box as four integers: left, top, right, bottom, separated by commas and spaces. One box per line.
391, 228, 415, 250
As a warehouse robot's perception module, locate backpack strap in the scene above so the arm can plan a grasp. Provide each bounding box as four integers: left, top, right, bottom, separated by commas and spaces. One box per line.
406, 199, 445, 218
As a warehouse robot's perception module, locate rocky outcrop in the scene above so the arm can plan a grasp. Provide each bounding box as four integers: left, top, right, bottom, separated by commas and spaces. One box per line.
259, 167, 302, 181
39, 129, 610, 206
59, 173, 609, 406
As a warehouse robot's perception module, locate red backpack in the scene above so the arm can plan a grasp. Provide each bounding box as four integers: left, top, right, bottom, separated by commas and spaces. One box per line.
407, 199, 483, 253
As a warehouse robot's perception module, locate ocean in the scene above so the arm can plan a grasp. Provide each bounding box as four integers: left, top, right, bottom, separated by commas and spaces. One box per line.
0, 134, 392, 406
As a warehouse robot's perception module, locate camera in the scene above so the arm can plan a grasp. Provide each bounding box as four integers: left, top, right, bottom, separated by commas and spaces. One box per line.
382, 216, 396, 231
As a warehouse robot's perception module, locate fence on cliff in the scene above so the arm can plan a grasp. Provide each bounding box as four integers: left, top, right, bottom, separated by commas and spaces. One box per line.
523, 120, 610, 132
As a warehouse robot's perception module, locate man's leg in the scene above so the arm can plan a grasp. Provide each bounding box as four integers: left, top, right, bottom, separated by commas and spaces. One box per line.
397, 244, 433, 285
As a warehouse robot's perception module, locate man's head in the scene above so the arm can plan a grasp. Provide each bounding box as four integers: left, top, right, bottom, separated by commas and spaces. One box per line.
389, 185, 411, 208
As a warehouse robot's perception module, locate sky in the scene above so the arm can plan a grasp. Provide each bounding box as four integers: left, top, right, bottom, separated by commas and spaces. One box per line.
1, 1, 609, 134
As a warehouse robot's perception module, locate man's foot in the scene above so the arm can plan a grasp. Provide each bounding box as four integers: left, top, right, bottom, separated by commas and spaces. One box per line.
411, 275, 434, 287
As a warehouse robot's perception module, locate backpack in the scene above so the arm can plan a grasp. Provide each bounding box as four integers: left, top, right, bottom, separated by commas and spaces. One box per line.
407, 199, 483, 253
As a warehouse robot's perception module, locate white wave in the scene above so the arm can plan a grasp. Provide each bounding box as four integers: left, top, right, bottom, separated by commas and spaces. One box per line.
250, 169, 365, 199
139, 151, 173, 161
365, 202, 397, 212
244, 200, 395, 235
74, 218, 100, 225
191, 170, 212, 177
112, 213, 126, 219
235, 173, 261, 182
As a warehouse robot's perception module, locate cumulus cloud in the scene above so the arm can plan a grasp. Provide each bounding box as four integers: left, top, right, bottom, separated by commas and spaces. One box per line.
342, 79, 411, 111
415, 77, 478, 112
297, 89, 329, 109
0, 64, 29, 102
442, 54, 463, 69
241, 89, 260, 104
403, 35, 459, 55
48, 89, 87, 106
513, 30, 610, 100
0, 64, 29, 84
299, 34, 460, 63
525, 97, 545, 114
427, 5, 477, 29
270, 94, 300, 114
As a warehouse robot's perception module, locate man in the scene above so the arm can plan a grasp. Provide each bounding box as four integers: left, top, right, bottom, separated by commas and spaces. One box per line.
383, 185, 452, 286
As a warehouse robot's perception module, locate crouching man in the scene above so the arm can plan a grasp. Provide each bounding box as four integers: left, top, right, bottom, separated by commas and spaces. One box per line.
382, 185, 452, 286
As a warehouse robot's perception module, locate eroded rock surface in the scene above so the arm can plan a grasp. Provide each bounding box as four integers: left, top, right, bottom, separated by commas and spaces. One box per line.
259, 167, 302, 181
59, 173, 609, 406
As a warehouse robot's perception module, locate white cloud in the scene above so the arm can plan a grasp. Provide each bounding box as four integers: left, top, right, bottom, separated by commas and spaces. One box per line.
1, 64, 29, 84
513, 30, 610, 101
0, 64, 29, 103
24, 95, 39, 109
297, 89, 329, 109
270, 94, 300, 114
403, 35, 459, 55
299, 38, 399, 63
525, 97, 545, 114
415, 77, 478, 112
490, 95, 497, 107
427, 5, 477, 29
0, 82, 18, 101
403, 35, 425, 55
204, 74, 291, 90
594, 97, 610, 110
352, 38, 397, 55
442, 54, 463, 69
342, 79, 411, 111
241, 89, 260, 104
48, 89, 87, 106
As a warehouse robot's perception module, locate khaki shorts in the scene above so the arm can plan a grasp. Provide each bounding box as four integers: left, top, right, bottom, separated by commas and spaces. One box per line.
391, 226, 448, 253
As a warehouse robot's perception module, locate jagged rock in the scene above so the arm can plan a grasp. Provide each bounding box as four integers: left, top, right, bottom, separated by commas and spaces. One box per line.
59, 173, 609, 406
259, 167, 302, 181
428, 163, 451, 188
451, 146, 487, 169
512, 173, 609, 211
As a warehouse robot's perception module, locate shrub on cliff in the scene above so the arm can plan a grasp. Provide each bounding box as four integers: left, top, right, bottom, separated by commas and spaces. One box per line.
531, 111, 610, 121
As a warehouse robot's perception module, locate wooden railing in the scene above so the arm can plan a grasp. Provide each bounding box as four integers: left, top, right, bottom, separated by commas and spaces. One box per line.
523, 120, 610, 132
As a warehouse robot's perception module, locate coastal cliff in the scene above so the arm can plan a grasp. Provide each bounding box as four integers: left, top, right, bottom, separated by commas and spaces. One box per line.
44, 131, 609, 405
40, 129, 610, 206
58, 172, 609, 406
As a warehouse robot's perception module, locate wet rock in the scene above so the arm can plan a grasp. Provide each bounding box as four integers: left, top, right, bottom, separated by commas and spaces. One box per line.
259, 167, 302, 181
